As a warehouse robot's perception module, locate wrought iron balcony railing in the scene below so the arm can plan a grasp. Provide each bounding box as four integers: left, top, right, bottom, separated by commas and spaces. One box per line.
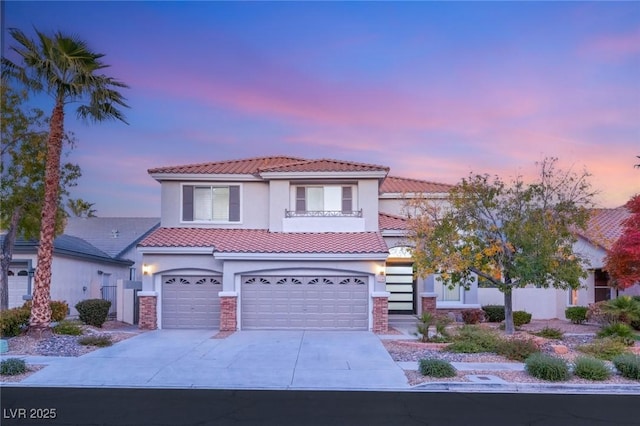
285, 209, 363, 218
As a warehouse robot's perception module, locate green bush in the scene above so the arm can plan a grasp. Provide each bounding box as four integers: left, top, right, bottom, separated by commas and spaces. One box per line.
525, 353, 570, 381
612, 354, 640, 380
513, 311, 532, 327
534, 327, 564, 340
78, 335, 112, 347
496, 338, 540, 361
22, 300, 69, 322
482, 305, 505, 323
0, 358, 27, 376
577, 338, 629, 360
573, 356, 611, 381
415, 312, 451, 343
0, 307, 30, 337
53, 320, 83, 336
419, 358, 457, 378
461, 309, 485, 325
446, 325, 500, 353
597, 323, 635, 345
602, 296, 640, 325
75, 299, 111, 327
565, 306, 588, 324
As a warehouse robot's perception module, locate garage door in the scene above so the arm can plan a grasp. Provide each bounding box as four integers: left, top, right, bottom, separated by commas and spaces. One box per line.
162, 275, 221, 329
8, 269, 29, 309
241, 275, 368, 330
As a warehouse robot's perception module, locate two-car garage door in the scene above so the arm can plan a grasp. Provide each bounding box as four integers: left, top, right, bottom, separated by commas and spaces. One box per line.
241, 275, 368, 330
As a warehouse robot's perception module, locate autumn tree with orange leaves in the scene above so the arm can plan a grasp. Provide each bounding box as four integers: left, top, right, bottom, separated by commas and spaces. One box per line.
406, 158, 596, 334
605, 195, 640, 289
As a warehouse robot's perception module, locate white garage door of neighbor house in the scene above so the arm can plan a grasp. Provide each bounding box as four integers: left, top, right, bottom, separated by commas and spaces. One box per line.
8, 270, 28, 308
241, 275, 368, 330
162, 275, 221, 329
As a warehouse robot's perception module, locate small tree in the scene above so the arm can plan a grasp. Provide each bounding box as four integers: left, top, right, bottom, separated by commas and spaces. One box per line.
406, 158, 596, 334
66, 198, 97, 218
604, 195, 640, 290
0, 82, 81, 311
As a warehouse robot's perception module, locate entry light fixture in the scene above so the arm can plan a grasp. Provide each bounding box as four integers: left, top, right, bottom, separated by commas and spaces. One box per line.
142, 264, 151, 276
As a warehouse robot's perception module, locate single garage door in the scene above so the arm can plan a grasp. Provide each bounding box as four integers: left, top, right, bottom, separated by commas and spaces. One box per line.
8, 269, 28, 309
241, 275, 368, 330
162, 275, 221, 329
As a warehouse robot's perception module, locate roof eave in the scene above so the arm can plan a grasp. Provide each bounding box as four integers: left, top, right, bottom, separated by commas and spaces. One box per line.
213, 252, 390, 260
259, 171, 389, 180
149, 173, 263, 182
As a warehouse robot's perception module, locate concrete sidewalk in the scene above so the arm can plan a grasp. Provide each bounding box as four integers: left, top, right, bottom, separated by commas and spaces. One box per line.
2, 330, 409, 390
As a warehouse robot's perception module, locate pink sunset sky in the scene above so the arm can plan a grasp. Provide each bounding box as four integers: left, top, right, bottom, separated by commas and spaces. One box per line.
2, 1, 639, 216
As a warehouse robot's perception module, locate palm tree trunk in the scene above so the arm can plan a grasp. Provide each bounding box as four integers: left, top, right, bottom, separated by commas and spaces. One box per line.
28, 100, 64, 336
0, 207, 23, 311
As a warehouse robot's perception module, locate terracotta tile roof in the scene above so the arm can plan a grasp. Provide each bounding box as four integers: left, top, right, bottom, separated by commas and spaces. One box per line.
380, 175, 453, 194
148, 156, 306, 175
139, 228, 389, 254
379, 213, 408, 231
577, 207, 631, 250
260, 158, 389, 173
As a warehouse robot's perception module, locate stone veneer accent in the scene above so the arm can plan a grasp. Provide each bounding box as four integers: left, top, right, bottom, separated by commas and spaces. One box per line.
220, 296, 238, 331
372, 295, 389, 333
139, 295, 157, 330
421, 294, 437, 316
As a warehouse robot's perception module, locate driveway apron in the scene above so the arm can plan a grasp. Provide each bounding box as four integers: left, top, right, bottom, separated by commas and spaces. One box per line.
16, 330, 409, 390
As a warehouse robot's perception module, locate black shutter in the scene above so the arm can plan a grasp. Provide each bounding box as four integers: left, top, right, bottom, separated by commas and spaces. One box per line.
229, 185, 240, 222
295, 187, 306, 212
183, 185, 194, 221
342, 186, 353, 213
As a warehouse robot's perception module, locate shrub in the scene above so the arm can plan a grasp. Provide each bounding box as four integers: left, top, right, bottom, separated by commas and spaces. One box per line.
612, 354, 640, 380
0, 307, 30, 337
534, 327, 564, 340
597, 323, 635, 344
513, 311, 532, 327
53, 320, 83, 336
573, 356, 611, 381
0, 358, 27, 376
496, 338, 540, 361
525, 353, 570, 381
578, 338, 629, 360
78, 335, 112, 347
482, 305, 505, 323
22, 300, 69, 322
415, 312, 451, 343
586, 301, 616, 325
75, 299, 111, 327
419, 358, 457, 378
565, 306, 588, 324
461, 309, 485, 325
447, 325, 500, 353
601, 296, 640, 326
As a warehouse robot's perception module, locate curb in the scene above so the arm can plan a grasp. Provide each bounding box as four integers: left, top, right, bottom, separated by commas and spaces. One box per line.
412, 381, 640, 394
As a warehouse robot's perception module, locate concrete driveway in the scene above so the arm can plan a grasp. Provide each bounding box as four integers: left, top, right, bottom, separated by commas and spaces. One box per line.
17, 330, 409, 390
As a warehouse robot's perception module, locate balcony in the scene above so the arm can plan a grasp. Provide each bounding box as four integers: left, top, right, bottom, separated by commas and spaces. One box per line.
282, 209, 365, 232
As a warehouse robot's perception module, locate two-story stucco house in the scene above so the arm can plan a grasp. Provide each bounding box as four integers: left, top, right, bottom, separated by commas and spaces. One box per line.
137, 156, 481, 332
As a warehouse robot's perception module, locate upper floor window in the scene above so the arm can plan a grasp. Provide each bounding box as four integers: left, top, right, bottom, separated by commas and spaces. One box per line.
288, 185, 360, 217
182, 185, 240, 222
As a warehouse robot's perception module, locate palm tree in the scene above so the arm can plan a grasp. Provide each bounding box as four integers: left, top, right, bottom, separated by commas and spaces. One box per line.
2, 28, 128, 335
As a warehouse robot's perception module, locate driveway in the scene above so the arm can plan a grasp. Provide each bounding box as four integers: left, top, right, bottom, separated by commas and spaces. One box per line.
17, 330, 409, 389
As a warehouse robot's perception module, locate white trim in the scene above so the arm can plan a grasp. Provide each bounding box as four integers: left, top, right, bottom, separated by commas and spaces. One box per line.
381, 230, 407, 237
436, 303, 481, 309
214, 252, 390, 261
219, 291, 238, 297
138, 247, 214, 254
260, 171, 388, 180
379, 192, 449, 199
371, 291, 391, 298
137, 291, 158, 297
420, 292, 438, 298
150, 173, 262, 182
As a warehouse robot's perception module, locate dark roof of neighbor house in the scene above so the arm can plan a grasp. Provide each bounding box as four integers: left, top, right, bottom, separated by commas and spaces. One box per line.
378, 213, 408, 231
139, 228, 389, 254
64, 217, 160, 258
3, 234, 133, 266
379, 175, 453, 194
575, 207, 631, 250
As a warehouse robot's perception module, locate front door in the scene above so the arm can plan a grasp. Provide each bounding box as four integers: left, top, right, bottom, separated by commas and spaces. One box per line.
385, 261, 416, 314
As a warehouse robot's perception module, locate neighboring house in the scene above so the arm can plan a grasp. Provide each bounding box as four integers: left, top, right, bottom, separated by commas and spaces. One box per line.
478, 205, 638, 319
137, 156, 480, 332
4, 217, 159, 315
